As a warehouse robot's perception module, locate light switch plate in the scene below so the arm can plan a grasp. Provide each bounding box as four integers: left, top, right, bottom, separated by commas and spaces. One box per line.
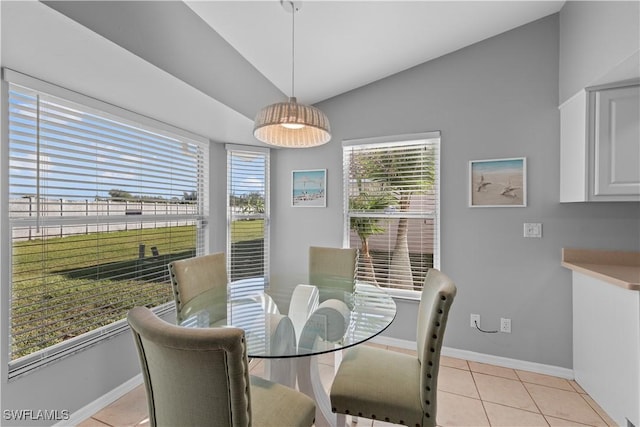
524, 223, 542, 238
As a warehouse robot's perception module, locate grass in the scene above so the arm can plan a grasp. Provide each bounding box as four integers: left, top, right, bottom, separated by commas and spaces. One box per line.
10, 219, 264, 359
230, 218, 265, 242
11, 226, 198, 359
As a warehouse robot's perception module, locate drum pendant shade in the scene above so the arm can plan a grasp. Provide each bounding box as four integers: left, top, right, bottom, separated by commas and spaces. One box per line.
253, 1, 331, 148
254, 97, 331, 148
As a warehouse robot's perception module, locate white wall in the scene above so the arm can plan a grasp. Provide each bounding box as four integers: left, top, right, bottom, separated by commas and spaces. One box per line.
270, 13, 640, 371
43, 0, 284, 121
559, 1, 640, 103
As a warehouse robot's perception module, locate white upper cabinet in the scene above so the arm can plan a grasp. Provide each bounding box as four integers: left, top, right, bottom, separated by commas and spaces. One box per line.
560, 81, 640, 202
592, 85, 640, 197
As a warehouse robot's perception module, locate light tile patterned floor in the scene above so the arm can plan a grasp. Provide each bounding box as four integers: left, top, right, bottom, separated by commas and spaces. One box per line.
78, 344, 617, 427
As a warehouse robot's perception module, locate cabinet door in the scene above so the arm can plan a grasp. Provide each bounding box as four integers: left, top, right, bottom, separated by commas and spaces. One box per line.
592, 85, 640, 197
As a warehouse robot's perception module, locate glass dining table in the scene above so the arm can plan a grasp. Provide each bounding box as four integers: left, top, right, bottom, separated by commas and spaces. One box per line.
179, 277, 397, 427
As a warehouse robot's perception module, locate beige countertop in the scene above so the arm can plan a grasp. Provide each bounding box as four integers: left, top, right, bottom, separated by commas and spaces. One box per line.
562, 248, 640, 291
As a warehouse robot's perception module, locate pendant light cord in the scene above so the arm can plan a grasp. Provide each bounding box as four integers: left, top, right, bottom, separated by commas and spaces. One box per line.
291, 1, 296, 98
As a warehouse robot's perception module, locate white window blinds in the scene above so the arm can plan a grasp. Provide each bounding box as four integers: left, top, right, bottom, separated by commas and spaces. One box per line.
6, 72, 208, 377
226, 145, 269, 297
343, 134, 440, 295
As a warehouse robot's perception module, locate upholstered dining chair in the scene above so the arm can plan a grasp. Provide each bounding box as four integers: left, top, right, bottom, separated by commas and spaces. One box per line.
128, 306, 316, 427
330, 268, 457, 427
308, 246, 357, 302
168, 252, 227, 323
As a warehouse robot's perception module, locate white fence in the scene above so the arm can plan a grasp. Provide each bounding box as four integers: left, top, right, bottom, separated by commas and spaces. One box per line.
10, 198, 198, 241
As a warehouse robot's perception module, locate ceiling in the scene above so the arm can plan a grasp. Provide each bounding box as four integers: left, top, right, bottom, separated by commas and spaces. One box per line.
185, 1, 565, 105
7, 1, 566, 147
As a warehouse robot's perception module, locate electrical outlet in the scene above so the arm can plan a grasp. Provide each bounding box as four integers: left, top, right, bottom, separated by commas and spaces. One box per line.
470, 314, 480, 328
500, 318, 511, 333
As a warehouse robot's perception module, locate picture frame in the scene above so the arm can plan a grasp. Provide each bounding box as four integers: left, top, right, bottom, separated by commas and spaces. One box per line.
469, 157, 526, 207
292, 169, 327, 207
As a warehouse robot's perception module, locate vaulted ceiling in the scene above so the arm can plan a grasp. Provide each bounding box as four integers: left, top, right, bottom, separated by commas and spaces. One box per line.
185, 1, 565, 105
11, 1, 565, 146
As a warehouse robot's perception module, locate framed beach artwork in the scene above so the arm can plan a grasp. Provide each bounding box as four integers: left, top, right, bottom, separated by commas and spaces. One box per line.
469, 157, 527, 207
292, 169, 327, 207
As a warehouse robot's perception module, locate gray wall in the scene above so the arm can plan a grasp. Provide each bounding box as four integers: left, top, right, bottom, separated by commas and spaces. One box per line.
270, 13, 640, 370
559, 1, 640, 103
1, 0, 639, 423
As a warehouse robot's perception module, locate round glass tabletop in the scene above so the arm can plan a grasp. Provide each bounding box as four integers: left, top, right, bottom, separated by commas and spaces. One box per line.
179, 278, 397, 358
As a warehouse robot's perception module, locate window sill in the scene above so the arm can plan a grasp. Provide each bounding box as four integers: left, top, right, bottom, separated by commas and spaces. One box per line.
383, 288, 421, 301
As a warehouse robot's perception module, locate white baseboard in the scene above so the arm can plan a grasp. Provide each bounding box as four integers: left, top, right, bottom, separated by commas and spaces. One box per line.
58, 374, 143, 427
372, 335, 574, 380
63, 338, 574, 426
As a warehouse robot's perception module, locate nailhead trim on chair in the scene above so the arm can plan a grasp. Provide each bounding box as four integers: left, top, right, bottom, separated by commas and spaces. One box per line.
168, 263, 182, 312
240, 334, 252, 425
422, 293, 449, 425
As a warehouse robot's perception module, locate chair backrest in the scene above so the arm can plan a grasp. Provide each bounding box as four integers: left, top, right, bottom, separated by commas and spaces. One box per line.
308, 246, 357, 301
416, 269, 457, 425
168, 252, 227, 322
127, 307, 251, 427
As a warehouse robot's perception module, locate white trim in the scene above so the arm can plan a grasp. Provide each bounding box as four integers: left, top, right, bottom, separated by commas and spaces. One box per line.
386, 288, 421, 301
56, 374, 144, 427
225, 143, 270, 155
442, 347, 574, 380
63, 358, 258, 426
342, 131, 441, 148
371, 336, 574, 380
370, 335, 415, 350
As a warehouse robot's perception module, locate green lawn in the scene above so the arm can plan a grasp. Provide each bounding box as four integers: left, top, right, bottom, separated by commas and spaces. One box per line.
230, 218, 265, 242
11, 226, 196, 359
10, 220, 265, 360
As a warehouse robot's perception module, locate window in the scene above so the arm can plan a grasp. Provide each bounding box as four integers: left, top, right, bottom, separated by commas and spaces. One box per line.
4, 70, 208, 377
226, 145, 269, 297
343, 133, 440, 297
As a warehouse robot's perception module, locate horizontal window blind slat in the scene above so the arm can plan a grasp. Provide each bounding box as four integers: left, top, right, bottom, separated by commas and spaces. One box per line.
7, 80, 209, 375
11, 93, 199, 157
344, 136, 440, 293
227, 148, 269, 287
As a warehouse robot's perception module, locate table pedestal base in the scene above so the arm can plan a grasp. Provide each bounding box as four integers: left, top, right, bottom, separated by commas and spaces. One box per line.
296, 355, 347, 427
263, 358, 296, 389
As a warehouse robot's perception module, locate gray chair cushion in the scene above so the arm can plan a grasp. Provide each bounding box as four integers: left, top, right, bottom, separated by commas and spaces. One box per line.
330, 345, 423, 426
250, 376, 316, 427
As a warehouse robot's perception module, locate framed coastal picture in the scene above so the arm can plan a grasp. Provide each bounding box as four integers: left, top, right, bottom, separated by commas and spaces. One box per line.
292, 169, 327, 207
469, 157, 526, 207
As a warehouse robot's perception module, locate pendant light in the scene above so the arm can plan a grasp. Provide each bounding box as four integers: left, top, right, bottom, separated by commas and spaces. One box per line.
253, 1, 331, 148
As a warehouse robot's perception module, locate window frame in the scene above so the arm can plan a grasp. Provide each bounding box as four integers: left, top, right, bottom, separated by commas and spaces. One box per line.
342, 132, 441, 300
2, 68, 210, 378
225, 144, 270, 297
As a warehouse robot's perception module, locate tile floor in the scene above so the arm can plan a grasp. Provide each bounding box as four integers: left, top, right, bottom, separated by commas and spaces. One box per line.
77, 344, 617, 427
